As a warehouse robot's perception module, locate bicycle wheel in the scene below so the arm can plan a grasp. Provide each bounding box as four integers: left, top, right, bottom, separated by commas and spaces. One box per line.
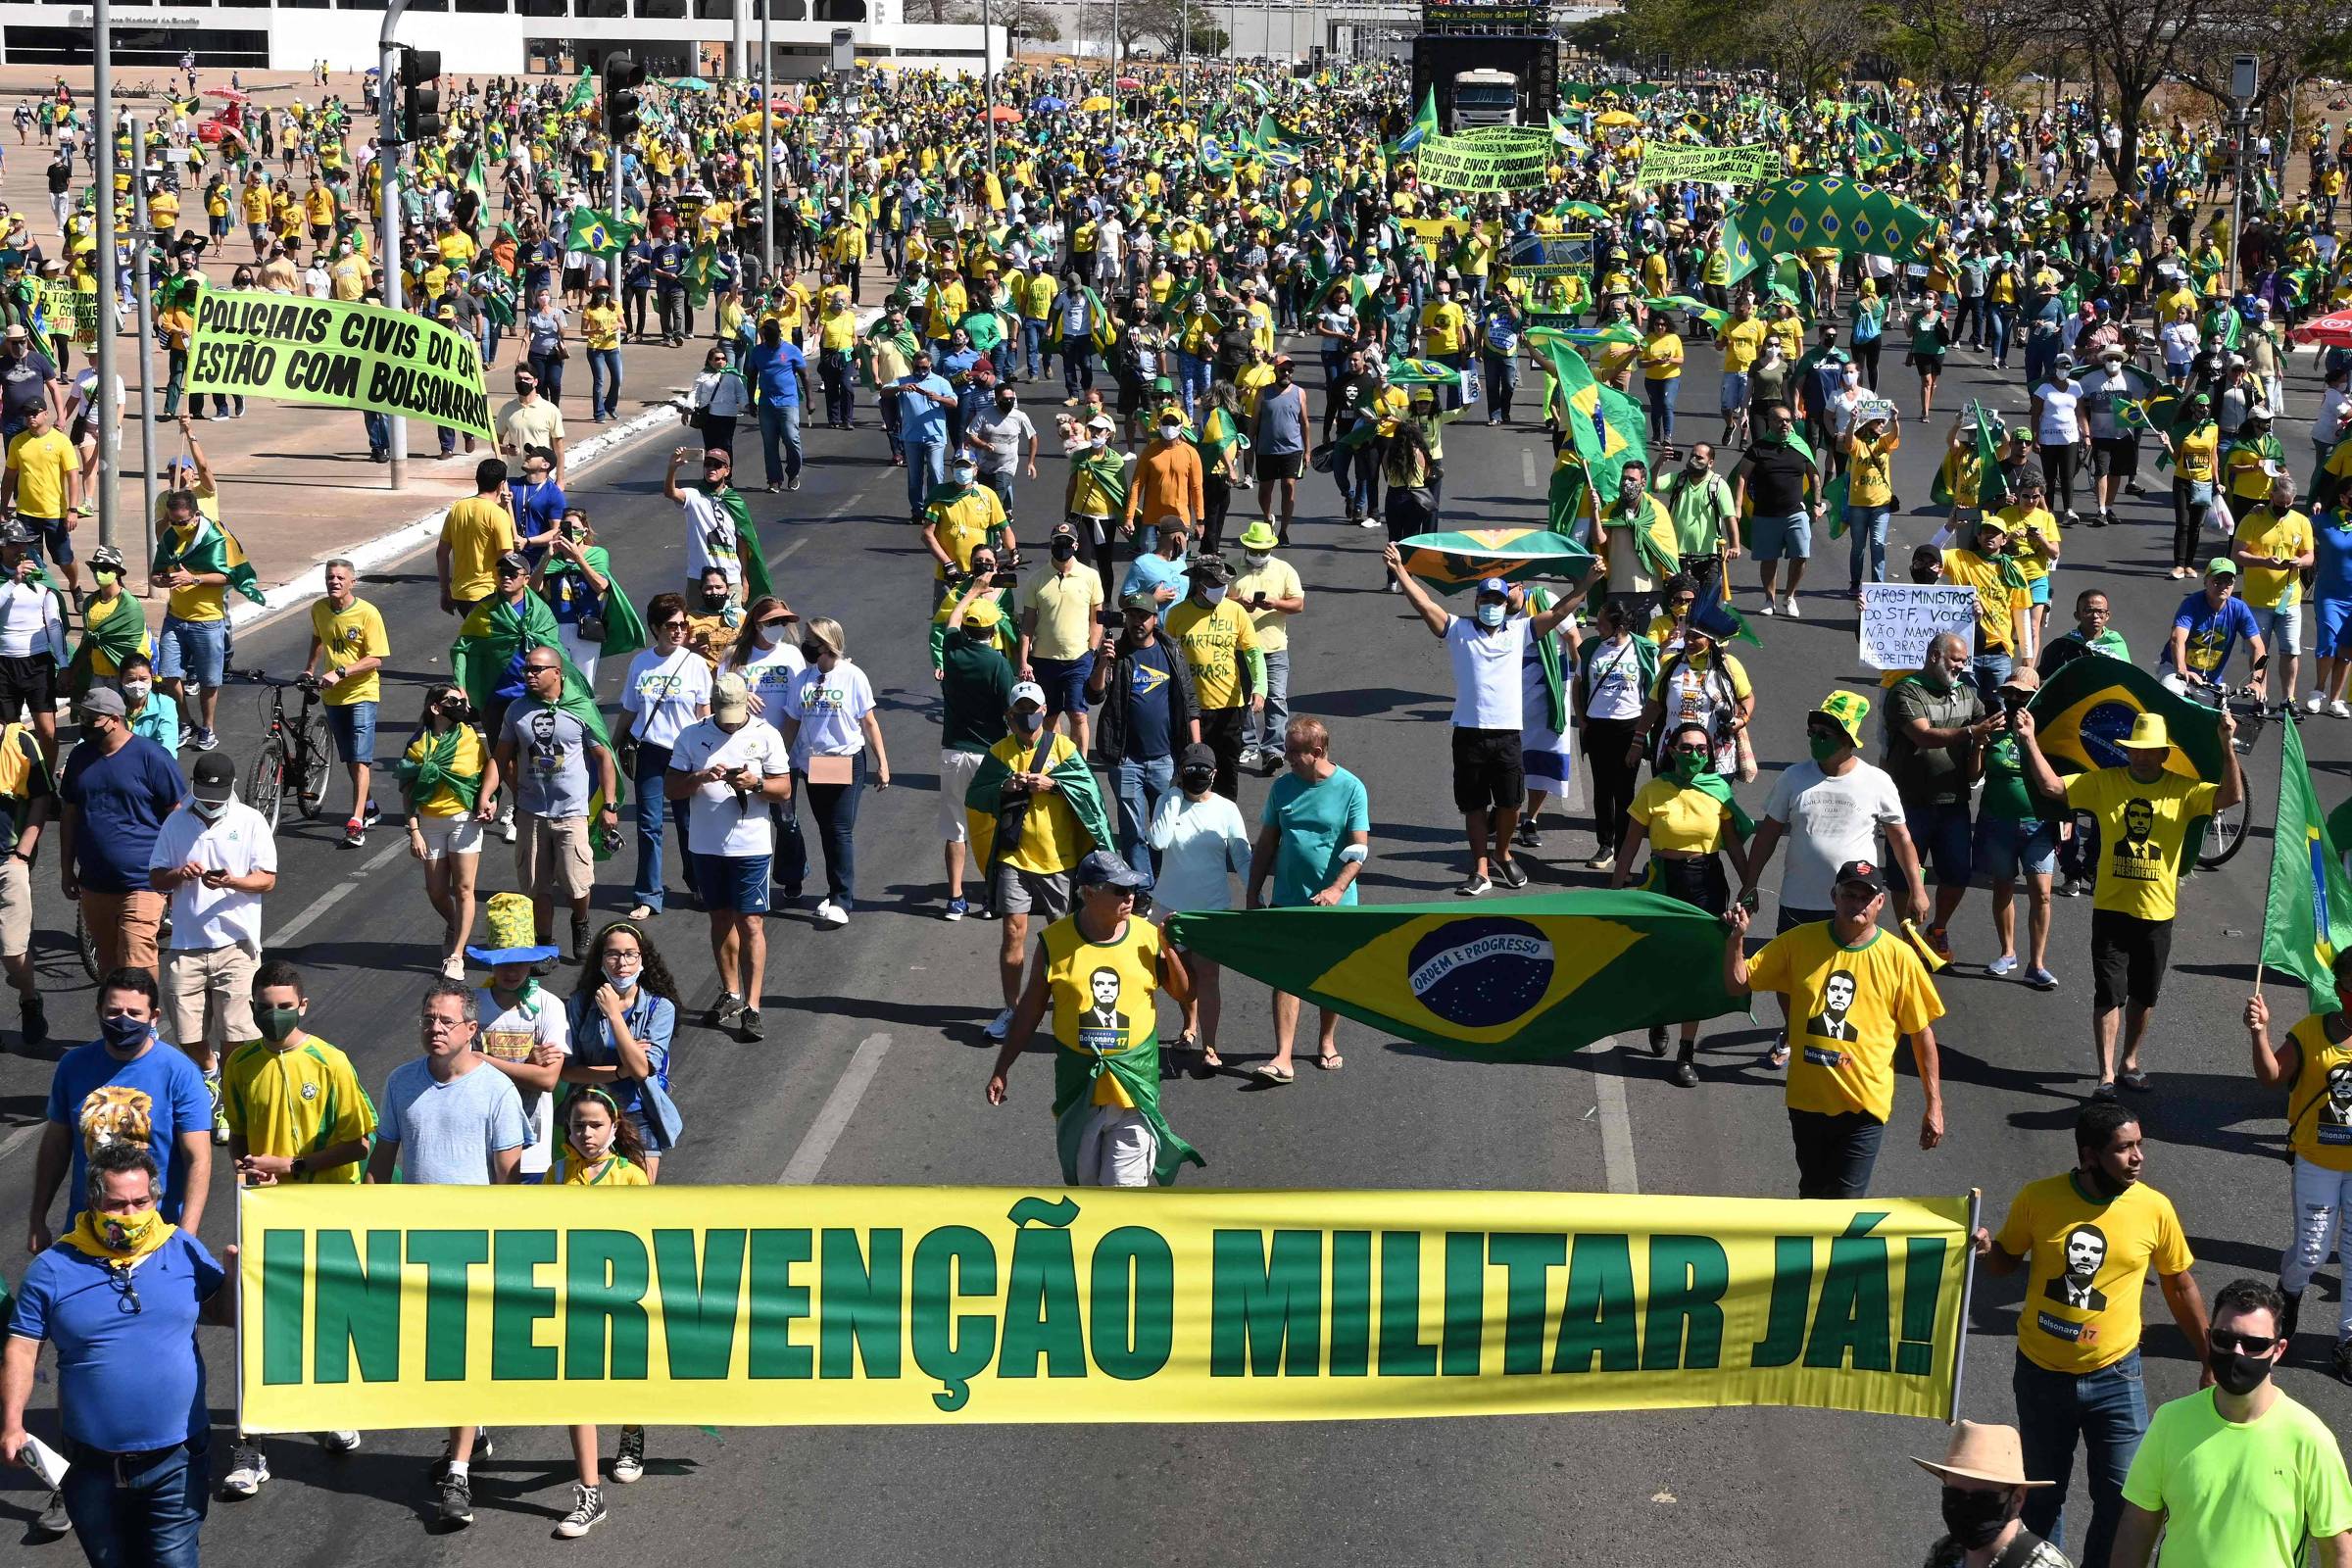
297, 710, 334, 819
2199, 797, 2249, 869
248, 739, 287, 832
73, 903, 98, 982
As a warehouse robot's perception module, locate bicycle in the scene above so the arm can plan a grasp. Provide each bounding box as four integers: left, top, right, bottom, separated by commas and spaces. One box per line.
230, 666, 333, 831
2179, 675, 2269, 869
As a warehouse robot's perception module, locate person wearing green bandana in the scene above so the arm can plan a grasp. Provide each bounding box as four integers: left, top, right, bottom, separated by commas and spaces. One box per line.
400, 683, 489, 979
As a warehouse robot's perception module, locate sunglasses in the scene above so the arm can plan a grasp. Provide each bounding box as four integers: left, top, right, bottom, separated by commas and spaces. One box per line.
2209, 1329, 2279, 1356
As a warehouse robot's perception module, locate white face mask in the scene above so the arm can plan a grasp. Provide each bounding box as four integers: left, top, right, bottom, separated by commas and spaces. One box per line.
1245, 551, 1271, 569
122, 680, 151, 702
1201, 584, 1227, 607
1158, 421, 1181, 441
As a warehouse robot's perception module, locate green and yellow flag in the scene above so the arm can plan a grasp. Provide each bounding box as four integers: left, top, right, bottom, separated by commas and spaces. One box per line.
1165, 892, 1744, 1054
1396, 528, 1594, 594
2024, 650, 2227, 786
563, 207, 640, 260
2265, 716, 2352, 1007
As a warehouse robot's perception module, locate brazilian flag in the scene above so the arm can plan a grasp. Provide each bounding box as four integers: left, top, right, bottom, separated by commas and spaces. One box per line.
2024, 650, 2227, 785
1396, 527, 1594, 594
1165, 892, 1745, 1055
563, 206, 640, 260
2265, 716, 2352, 1009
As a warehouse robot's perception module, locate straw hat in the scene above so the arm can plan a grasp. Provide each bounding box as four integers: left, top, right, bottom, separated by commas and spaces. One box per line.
1909, 1421, 2053, 1489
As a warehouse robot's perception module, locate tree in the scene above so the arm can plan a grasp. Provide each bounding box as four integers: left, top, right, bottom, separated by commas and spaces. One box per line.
2059, 0, 2205, 197
1756, 0, 1888, 96
1565, 16, 1634, 63
2173, 0, 2352, 141
1878, 0, 2035, 167
947, 0, 1061, 41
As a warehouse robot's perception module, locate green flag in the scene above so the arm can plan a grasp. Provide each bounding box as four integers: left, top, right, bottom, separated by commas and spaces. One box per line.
1391, 88, 1439, 155
563, 207, 640, 260
564, 69, 596, 114
1972, 403, 2010, 511
1164, 891, 1747, 1054
2266, 716, 2352, 1008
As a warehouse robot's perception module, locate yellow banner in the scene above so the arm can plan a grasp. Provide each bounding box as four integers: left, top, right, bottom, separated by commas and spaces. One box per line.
238, 1185, 1974, 1432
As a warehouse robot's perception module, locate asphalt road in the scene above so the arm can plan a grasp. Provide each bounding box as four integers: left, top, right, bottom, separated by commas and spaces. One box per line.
0, 324, 2341, 1566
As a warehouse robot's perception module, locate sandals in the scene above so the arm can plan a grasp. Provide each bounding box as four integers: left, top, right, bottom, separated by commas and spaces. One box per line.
626, 904, 658, 921
1765, 1044, 1790, 1070
1250, 1061, 1296, 1084
2119, 1068, 2153, 1092
1177, 1030, 1226, 1070
1314, 1053, 1344, 1071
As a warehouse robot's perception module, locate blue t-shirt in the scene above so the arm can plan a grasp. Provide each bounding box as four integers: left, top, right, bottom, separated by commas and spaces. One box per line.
9, 1230, 221, 1451
1261, 764, 1371, 907
61, 735, 182, 893
1121, 550, 1188, 607
507, 478, 566, 558
897, 372, 954, 445
45, 1038, 212, 1223
378, 1056, 530, 1185
1123, 641, 1176, 762
2315, 520, 2352, 607
747, 340, 808, 407
2164, 589, 2263, 676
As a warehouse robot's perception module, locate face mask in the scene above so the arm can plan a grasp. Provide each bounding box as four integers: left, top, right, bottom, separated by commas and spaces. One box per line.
192, 795, 229, 821
1938, 1487, 2014, 1551
122, 679, 151, 703
100, 1013, 149, 1052
1245, 551, 1271, 569
257, 1004, 303, 1043
1671, 753, 1706, 782
1051, 535, 1078, 562
1201, 584, 1227, 607
1475, 601, 1506, 629
2211, 1345, 2276, 1397
605, 967, 640, 992
701, 590, 730, 612
1180, 768, 1214, 794
93, 1208, 159, 1253
953, 466, 977, 486
1013, 710, 1046, 734
802, 640, 830, 664
1159, 422, 1182, 441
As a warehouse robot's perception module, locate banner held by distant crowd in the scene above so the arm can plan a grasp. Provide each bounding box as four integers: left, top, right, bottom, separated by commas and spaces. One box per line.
1414, 128, 1555, 193
1637, 143, 1781, 188
239, 1184, 1973, 1430
183, 290, 495, 443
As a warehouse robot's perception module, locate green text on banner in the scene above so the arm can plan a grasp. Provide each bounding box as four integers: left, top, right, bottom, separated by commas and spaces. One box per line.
1415, 129, 1554, 193
1637, 144, 1781, 187
183, 290, 494, 442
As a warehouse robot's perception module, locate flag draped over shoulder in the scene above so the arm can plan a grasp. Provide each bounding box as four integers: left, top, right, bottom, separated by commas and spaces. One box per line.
66, 586, 149, 697
1166, 891, 1746, 1054
709, 487, 774, 607
2267, 716, 2352, 1008
961, 743, 1114, 869
152, 518, 267, 607
545, 546, 648, 658
450, 594, 625, 853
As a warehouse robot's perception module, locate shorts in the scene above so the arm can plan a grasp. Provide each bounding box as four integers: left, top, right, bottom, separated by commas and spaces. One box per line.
323, 699, 376, 764
78, 888, 162, 975
994, 864, 1072, 920
1255, 451, 1305, 483
2091, 907, 2172, 1010
563, 264, 588, 293
414, 812, 483, 860
1719, 370, 1748, 416
0, 855, 28, 959
1976, 813, 2060, 881
1030, 653, 1094, 717
2254, 599, 2306, 656
1904, 800, 1975, 887
2090, 435, 2140, 480
18, 513, 71, 564
156, 614, 229, 691
0, 652, 56, 721
516, 811, 595, 902
1450, 726, 1525, 814
1750, 511, 1812, 563
693, 852, 773, 914
163, 941, 261, 1051
2028, 573, 2052, 606
1912, 353, 1944, 375
939, 748, 984, 841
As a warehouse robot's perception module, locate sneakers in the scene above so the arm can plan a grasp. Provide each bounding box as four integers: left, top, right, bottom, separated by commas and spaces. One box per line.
1454, 873, 1492, 898
221, 1442, 270, 1496
1514, 821, 1542, 849
206, 1069, 230, 1145
2309, 693, 2328, 714
816, 900, 851, 927
1357, 514, 1380, 528
191, 726, 219, 752
2025, 966, 2059, 992
1585, 852, 1616, 873
498, 806, 517, 844
36, 1490, 68, 1535
440, 956, 466, 981
363, 801, 382, 828
740, 1007, 763, 1041
1987, 953, 2019, 977
20, 993, 46, 1048
709, 993, 745, 1030
436, 1472, 475, 1528
556, 1483, 607, 1538
1781, 597, 1801, 618
985, 1006, 1015, 1040
1496, 858, 1529, 890
610, 1426, 646, 1484
322, 1429, 362, 1453
344, 817, 366, 848
2333, 700, 2352, 721
1756, 600, 1776, 616
944, 896, 969, 920
2334, 1337, 2352, 1388
1925, 926, 1954, 962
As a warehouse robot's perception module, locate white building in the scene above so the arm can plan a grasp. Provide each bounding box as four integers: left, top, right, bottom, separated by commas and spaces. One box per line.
37, 2, 1002, 77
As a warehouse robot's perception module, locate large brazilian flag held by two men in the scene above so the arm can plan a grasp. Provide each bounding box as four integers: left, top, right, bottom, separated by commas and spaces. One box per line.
1166, 890, 1741, 1054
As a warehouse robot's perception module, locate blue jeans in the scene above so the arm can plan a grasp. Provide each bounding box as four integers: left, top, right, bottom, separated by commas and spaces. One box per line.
1845, 503, 1891, 589
1643, 376, 1677, 445
62, 1436, 209, 1567
1342, 442, 1378, 517
760, 400, 804, 486
1023, 318, 1049, 377
362, 409, 390, 457
906, 438, 946, 521
1786, 1107, 1886, 1198
631, 741, 689, 912
2023, 336, 2057, 389
589, 346, 622, 420
1248, 648, 1291, 754
1972, 650, 2014, 708
1175, 350, 1209, 418
1112, 754, 1174, 884
1061, 342, 1094, 399
797, 752, 866, 907
2014, 1348, 2148, 1568
1987, 303, 2016, 366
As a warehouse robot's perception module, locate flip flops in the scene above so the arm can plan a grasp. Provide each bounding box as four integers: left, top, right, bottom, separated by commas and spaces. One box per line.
1251, 1061, 1296, 1084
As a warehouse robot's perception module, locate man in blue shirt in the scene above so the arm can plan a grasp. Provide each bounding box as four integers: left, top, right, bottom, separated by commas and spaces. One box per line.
4, 1139, 229, 1563
620, 237, 654, 340
651, 237, 688, 345
58, 688, 182, 981
2160, 556, 2268, 695
744, 318, 811, 494
27, 967, 213, 1248
897, 349, 957, 526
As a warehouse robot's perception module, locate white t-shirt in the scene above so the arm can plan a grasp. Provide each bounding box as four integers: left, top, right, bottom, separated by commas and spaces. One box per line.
1761, 757, 1906, 912
681, 489, 739, 588
0, 577, 61, 660
724, 638, 807, 724
1581, 635, 1648, 721
667, 715, 791, 858
1444, 613, 1528, 730
780, 658, 876, 771
1145, 787, 1251, 914
2034, 380, 2083, 446
471, 987, 570, 1177
621, 647, 712, 750
147, 799, 277, 951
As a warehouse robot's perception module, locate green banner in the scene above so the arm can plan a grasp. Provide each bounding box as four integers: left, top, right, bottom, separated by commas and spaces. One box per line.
183, 291, 493, 442
1637, 143, 1779, 187
1415, 128, 1553, 193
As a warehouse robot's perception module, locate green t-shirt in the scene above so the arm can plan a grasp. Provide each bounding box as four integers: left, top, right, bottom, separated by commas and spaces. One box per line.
941, 631, 1015, 755
959, 307, 1004, 355
1979, 731, 2044, 822
1261, 765, 1370, 908
1910, 312, 1948, 356
2121, 1388, 2352, 1568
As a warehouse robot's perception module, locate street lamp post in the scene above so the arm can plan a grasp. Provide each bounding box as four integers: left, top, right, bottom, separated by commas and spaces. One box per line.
126, 117, 159, 557
984, 0, 998, 177
761, 0, 774, 279
377, 1, 415, 488
92, 0, 122, 552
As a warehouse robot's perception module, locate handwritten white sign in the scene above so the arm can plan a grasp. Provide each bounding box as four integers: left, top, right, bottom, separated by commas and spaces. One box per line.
1858, 583, 1977, 671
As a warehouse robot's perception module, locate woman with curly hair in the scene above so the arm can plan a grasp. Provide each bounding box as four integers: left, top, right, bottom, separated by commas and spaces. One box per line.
562, 920, 681, 1179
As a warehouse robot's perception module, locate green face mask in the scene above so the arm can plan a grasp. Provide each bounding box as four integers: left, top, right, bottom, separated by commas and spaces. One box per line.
258, 1004, 303, 1044
1672, 752, 1706, 783
1809, 734, 1844, 763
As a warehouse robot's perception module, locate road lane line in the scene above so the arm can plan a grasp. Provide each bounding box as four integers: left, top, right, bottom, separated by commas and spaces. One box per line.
0, 1121, 41, 1162
1593, 1044, 1640, 1194
778, 1032, 892, 1184
1521, 447, 1539, 491
271, 836, 407, 948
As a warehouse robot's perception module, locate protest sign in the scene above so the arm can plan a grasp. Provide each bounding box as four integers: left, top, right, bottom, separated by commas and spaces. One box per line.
1505, 231, 1594, 279
1859, 583, 1977, 671
183, 290, 493, 442
1415, 129, 1553, 193
240, 1183, 1972, 1431
35, 281, 90, 340
1637, 143, 1780, 187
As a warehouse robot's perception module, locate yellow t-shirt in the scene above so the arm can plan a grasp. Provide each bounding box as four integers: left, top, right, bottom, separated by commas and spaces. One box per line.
1997, 505, 2062, 584
309, 599, 387, 705
2175, 422, 2219, 482
1021, 566, 1102, 662
441, 495, 514, 605
986, 730, 1087, 875
2286, 1013, 2352, 1172
925, 485, 1008, 581
2063, 767, 2219, 922
1420, 301, 1466, 357
2226, 441, 2276, 504
582, 303, 622, 352
1629, 776, 1731, 855
1748, 923, 1943, 1121
5, 428, 76, 518
1940, 547, 2027, 652
1232, 557, 1302, 655
1718, 318, 1767, 373
1640, 331, 1685, 381
1993, 1171, 2193, 1374
220, 1035, 377, 1183
1846, 430, 1899, 508
1043, 912, 1163, 1107
2232, 506, 2312, 609
1165, 598, 1260, 710
818, 309, 858, 353
401, 725, 485, 818
158, 520, 227, 622
550, 1150, 652, 1186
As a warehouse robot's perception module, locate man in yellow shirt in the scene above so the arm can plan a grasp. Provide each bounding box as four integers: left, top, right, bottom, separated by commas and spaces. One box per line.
2, 402, 80, 593
149, 487, 243, 749
2230, 471, 2315, 713
304, 559, 389, 846
1714, 296, 1767, 446
1417, 281, 1469, 411
1162, 556, 1263, 800
436, 457, 515, 615
2015, 708, 2240, 1095
1942, 514, 2033, 700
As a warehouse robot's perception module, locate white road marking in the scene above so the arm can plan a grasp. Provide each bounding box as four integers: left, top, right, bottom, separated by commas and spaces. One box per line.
0, 1121, 41, 1161
270, 836, 407, 948
778, 1032, 892, 1183
1521, 446, 1540, 491
1593, 1046, 1640, 1194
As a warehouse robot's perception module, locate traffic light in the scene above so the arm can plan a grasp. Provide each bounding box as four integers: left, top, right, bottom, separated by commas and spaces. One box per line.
399, 48, 443, 143
604, 52, 646, 142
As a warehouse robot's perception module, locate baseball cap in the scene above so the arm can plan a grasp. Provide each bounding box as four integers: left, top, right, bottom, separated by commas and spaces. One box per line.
78, 687, 125, 719
1810, 690, 1872, 747
1187, 554, 1234, 584
1008, 680, 1047, 709
495, 550, 531, 578
711, 671, 751, 721
2205, 555, 2238, 576
1085, 413, 1115, 432
1178, 741, 1216, 777
1074, 848, 1149, 891
1475, 575, 1510, 598
1121, 587, 1161, 612
1273, 354, 1295, 368
191, 752, 237, 800
1834, 858, 1883, 892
